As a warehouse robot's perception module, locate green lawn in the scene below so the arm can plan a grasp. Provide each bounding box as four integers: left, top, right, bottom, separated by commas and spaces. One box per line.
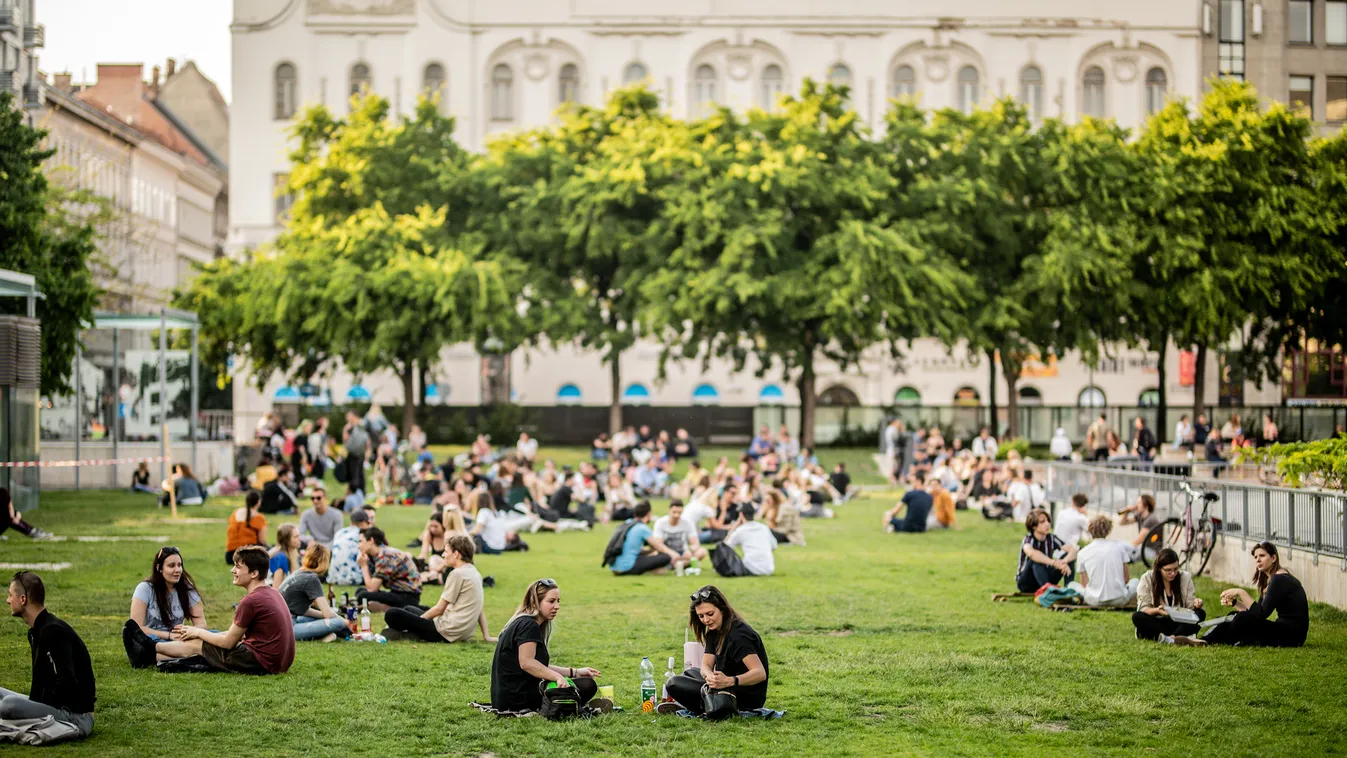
1, 447, 1345, 757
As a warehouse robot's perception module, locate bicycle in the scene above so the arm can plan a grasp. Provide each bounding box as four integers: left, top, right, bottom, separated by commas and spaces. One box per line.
1139, 482, 1220, 577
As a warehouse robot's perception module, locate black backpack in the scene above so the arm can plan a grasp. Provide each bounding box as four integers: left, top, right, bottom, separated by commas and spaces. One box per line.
601, 520, 636, 568
539, 681, 581, 720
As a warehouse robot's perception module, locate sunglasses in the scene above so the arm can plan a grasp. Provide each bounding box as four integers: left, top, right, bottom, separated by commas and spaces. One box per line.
311, 495, 325, 501
157, 546, 181, 562
690, 589, 714, 602
537, 578, 558, 589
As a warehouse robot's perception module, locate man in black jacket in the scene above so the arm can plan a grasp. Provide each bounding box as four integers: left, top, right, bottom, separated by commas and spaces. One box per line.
2, 571, 95, 738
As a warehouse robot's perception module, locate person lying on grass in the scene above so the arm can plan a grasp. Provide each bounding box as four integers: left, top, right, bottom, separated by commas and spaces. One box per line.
1165, 541, 1309, 648
1016, 509, 1076, 594
662, 585, 769, 717
1131, 548, 1205, 643
277, 544, 349, 642
145, 546, 294, 674
384, 535, 494, 644
4, 571, 96, 741
490, 578, 605, 713
126, 546, 205, 656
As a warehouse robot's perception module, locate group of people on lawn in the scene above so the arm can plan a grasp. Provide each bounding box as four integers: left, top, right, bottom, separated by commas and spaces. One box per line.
1010, 491, 1309, 648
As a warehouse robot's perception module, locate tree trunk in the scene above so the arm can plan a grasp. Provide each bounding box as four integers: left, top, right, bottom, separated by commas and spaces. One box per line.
417, 360, 429, 413
986, 348, 999, 437
1193, 343, 1208, 421
798, 329, 818, 449
1155, 340, 1168, 444
399, 364, 417, 437
608, 355, 622, 436
1001, 352, 1020, 439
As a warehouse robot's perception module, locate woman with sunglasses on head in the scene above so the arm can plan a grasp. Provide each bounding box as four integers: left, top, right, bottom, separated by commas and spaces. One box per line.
490, 578, 604, 713
1170, 542, 1309, 648
1131, 548, 1205, 643
123, 546, 205, 665
663, 585, 769, 717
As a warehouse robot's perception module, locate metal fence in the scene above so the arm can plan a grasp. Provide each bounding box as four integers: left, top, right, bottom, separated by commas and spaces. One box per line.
1044, 462, 1347, 565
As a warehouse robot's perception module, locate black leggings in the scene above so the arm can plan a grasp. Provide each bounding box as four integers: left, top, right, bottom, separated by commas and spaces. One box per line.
0, 515, 35, 538
1201, 611, 1306, 648
355, 588, 424, 610
384, 605, 448, 642
1016, 562, 1064, 593
1131, 608, 1206, 640
615, 552, 672, 576
666, 668, 757, 714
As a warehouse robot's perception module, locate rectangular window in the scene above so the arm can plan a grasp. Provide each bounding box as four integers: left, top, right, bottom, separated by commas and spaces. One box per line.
1329, 1, 1347, 44
273, 173, 295, 224
1328, 75, 1347, 121
1289, 0, 1314, 44
1219, 1, 1246, 79
1290, 75, 1315, 118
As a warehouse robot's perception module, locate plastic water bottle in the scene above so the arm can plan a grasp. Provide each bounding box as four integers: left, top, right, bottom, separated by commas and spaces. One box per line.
359, 599, 371, 633
639, 656, 656, 708
662, 656, 676, 700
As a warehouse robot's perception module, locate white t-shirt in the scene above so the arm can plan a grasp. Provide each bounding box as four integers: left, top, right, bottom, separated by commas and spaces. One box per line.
476, 509, 508, 551
517, 438, 538, 460
1007, 481, 1034, 521
681, 501, 715, 528
1077, 539, 1134, 606
725, 521, 778, 576
1055, 508, 1091, 546
653, 515, 698, 554
972, 436, 998, 458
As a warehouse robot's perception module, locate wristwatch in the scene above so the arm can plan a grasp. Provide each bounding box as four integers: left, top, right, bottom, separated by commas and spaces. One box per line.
732, 675, 739, 687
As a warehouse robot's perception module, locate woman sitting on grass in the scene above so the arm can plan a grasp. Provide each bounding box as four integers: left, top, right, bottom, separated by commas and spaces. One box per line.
490, 578, 604, 713
1132, 548, 1205, 642
417, 517, 449, 583
160, 463, 207, 507
269, 524, 301, 586
124, 546, 205, 664
1015, 509, 1076, 593
1169, 542, 1309, 648
278, 544, 348, 642
225, 491, 268, 564
663, 585, 770, 717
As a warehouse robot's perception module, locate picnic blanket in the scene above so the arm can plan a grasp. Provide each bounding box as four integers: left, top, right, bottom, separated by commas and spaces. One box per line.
469, 701, 605, 719
675, 708, 787, 720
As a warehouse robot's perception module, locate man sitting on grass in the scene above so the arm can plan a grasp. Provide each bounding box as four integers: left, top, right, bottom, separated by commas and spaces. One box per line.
611, 502, 685, 576
299, 484, 343, 549
653, 500, 707, 576
355, 527, 424, 612
712, 505, 778, 577
144, 546, 294, 675
2, 571, 95, 743
883, 474, 934, 533
383, 535, 494, 643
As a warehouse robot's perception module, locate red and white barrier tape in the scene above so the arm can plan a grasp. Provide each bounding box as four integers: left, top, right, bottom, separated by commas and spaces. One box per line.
0, 456, 169, 469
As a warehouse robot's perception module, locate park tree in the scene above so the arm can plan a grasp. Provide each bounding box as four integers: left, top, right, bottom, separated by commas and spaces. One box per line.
886, 100, 1138, 438
1133, 81, 1338, 423
467, 87, 678, 433
0, 92, 101, 396
642, 82, 967, 448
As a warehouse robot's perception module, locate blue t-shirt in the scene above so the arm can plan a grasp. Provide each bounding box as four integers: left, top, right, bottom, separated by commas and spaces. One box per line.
611, 522, 653, 573
900, 490, 933, 532
268, 552, 292, 577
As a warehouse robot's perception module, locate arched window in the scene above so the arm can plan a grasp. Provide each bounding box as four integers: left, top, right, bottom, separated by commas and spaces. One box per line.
692, 384, 720, 405
274, 62, 297, 120
423, 63, 446, 97
956, 66, 979, 115
1078, 386, 1107, 408
693, 64, 717, 116
556, 384, 582, 405
623, 62, 647, 85
1145, 67, 1168, 115
760, 64, 784, 109
818, 385, 861, 407
621, 383, 651, 406
559, 63, 580, 104
892, 64, 916, 99
349, 62, 372, 100
828, 63, 852, 89
1138, 388, 1160, 407
759, 384, 786, 405
895, 386, 922, 407
491, 63, 514, 121
1082, 66, 1106, 119
1020, 66, 1043, 121
953, 386, 981, 407
1018, 386, 1043, 406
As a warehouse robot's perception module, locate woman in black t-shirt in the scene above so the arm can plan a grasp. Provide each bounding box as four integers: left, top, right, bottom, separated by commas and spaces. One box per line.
1173, 542, 1309, 648
665, 585, 770, 716
489, 578, 604, 712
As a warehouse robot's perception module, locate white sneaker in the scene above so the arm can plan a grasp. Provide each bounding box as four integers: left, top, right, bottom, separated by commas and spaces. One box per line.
529, 520, 543, 534
29, 529, 56, 541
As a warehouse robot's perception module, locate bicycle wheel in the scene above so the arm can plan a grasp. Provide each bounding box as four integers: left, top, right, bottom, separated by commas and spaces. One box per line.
1139, 520, 1178, 568
1192, 513, 1217, 578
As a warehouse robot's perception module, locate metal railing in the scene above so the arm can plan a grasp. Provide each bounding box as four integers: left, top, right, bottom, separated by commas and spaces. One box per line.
1045, 462, 1347, 566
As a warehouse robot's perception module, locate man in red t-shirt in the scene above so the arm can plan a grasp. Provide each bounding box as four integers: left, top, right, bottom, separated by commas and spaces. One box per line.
149, 545, 295, 674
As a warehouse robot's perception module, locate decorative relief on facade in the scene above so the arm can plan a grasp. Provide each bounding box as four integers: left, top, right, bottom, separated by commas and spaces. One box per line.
727, 54, 753, 82
924, 55, 949, 83
1114, 56, 1139, 83
525, 54, 550, 81
309, 0, 414, 15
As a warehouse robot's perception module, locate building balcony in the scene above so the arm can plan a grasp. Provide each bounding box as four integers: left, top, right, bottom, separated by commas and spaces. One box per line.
22, 80, 41, 109
23, 23, 43, 49
0, 7, 17, 34
0, 70, 16, 96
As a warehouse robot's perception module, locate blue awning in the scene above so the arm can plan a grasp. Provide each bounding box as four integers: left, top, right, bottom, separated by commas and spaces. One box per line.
622, 383, 651, 405
425, 383, 441, 398
346, 385, 372, 401
557, 384, 582, 405
692, 383, 720, 405
274, 386, 301, 401
759, 384, 785, 404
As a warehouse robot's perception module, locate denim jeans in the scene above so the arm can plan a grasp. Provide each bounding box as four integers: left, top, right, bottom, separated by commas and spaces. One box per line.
292, 615, 348, 641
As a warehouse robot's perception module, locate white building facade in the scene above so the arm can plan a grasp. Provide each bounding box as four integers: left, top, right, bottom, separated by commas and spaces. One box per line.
230, 1, 1281, 439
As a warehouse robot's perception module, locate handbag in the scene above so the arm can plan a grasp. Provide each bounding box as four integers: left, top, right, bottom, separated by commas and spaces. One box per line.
538, 680, 582, 720
700, 683, 738, 721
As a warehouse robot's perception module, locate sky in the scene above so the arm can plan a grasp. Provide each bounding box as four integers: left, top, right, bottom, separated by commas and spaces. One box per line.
39, 0, 233, 101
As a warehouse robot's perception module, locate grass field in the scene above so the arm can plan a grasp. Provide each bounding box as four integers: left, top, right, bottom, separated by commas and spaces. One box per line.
1, 447, 1345, 757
